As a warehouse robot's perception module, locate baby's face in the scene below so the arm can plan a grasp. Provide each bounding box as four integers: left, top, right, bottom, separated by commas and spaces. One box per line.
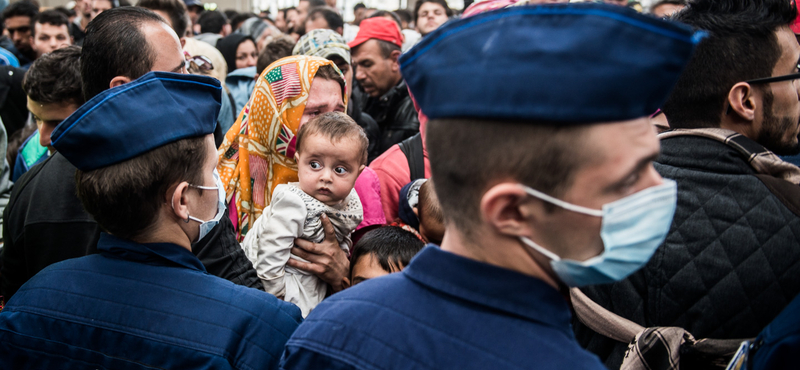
296, 133, 364, 206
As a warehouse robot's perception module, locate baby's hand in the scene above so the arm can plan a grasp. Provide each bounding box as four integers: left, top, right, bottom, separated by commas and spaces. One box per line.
288, 213, 350, 292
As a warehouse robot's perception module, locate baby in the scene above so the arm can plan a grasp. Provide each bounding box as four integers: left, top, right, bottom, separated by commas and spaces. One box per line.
242, 111, 367, 317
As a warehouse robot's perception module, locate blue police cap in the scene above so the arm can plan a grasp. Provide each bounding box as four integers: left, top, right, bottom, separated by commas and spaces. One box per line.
51, 72, 221, 171
400, 3, 705, 123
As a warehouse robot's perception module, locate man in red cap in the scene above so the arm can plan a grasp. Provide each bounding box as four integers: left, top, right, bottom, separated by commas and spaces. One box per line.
349, 17, 419, 155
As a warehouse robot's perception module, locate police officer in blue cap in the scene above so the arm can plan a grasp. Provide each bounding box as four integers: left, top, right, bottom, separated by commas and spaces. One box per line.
280, 3, 703, 369
0, 72, 302, 368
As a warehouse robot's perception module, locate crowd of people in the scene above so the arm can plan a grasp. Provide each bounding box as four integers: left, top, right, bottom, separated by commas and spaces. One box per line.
0, 0, 798, 368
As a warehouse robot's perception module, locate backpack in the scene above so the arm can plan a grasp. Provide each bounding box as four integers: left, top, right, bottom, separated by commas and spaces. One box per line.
397, 133, 425, 181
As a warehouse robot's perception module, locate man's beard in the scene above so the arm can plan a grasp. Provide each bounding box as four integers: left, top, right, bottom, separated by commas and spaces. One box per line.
757, 91, 800, 156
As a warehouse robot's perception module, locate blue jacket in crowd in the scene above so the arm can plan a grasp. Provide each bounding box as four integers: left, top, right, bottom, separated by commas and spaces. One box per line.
280, 246, 606, 370
0, 233, 302, 369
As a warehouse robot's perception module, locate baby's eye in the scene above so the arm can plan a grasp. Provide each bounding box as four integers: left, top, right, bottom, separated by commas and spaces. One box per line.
334, 166, 347, 175
310, 161, 321, 169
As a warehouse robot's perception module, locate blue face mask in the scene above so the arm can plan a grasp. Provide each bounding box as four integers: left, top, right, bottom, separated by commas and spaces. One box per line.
186, 169, 226, 242
518, 179, 677, 287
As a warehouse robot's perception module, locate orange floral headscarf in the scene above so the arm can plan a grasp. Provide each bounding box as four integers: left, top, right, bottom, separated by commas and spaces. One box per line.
217, 55, 346, 240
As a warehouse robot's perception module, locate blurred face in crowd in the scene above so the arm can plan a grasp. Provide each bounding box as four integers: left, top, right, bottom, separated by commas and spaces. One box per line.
295, 132, 363, 207
76, 0, 92, 17
275, 10, 288, 32
603, 0, 628, 6
305, 14, 330, 34
5, 16, 33, 54
651, 3, 684, 18
32, 22, 72, 58
91, 0, 114, 21
329, 55, 353, 97
752, 27, 800, 156
518, 119, 663, 272
416, 1, 448, 36
296, 0, 310, 26
235, 39, 257, 69
353, 7, 366, 25
27, 99, 79, 152
352, 39, 401, 97
286, 8, 299, 31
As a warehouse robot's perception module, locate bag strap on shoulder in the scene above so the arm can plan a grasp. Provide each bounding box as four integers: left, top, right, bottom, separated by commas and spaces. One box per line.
398, 133, 425, 181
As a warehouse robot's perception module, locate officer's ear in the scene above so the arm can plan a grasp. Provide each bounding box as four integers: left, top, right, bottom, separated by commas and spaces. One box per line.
480, 182, 540, 238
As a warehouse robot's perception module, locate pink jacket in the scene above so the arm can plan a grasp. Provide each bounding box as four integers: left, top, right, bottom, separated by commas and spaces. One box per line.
370, 114, 430, 222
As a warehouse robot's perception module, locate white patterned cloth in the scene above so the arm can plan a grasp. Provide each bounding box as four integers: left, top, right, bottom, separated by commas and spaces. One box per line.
241, 183, 362, 317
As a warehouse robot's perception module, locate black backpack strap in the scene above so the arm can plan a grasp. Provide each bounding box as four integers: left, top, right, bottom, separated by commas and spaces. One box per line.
398, 133, 424, 181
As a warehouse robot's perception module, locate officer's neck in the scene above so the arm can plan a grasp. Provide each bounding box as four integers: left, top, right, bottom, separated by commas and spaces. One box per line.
440, 226, 560, 289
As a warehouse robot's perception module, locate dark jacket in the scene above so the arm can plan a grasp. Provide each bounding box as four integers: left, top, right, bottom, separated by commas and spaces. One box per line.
357, 80, 419, 155
1, 153, 263, 303
0, 233, 301, 368
348, 93, 381, 163
575, 135, 800, 369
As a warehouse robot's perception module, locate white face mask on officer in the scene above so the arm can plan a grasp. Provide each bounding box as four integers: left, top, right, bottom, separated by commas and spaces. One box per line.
175, 169, 226, 242
518, 179, 678, 287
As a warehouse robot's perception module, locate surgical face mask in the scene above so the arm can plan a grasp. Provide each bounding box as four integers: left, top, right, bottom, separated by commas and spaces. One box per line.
186, 169, 226, 242
518, 179, 677, 287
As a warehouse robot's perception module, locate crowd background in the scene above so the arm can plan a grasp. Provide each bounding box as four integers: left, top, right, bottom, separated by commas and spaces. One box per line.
2, 0, 800, 369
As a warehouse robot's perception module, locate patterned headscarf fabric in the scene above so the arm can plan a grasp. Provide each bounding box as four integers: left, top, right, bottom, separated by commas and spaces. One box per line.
292, 29, 351, 63
218, 55, 345, 240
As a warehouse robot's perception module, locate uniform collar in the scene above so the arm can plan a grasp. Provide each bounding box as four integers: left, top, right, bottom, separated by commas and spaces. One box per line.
404, 246, 574, 336
97, 233, 206, 272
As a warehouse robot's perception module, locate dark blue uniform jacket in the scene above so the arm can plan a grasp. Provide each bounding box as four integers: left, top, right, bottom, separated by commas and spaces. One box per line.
280, 246, 605, 370
0, 233, 302, 369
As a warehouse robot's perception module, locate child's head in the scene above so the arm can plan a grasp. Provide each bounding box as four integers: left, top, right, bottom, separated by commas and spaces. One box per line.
295, 111, 368, 206
417, 179, 445, 244
349, 226, 425, 286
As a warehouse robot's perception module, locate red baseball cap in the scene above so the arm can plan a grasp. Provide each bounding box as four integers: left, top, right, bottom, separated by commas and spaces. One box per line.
348, 17, 404, 49
792, 0, 800, 34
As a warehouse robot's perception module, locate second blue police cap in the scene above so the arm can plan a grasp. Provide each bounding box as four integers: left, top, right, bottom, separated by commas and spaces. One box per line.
51, 71, 221, 171
400, 3, 705, 123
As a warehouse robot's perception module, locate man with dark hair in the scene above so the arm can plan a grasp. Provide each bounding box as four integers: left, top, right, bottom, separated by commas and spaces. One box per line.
305, 6, 343, 35
414, 0, 451, 36
195, 9, 229, 46
394, 9, 412, 29
349, 17, 417, 155
2, 1, 39, 67
368, 10, 401, 29
184, 0, 204, 32
280, 4, 699, 369
295, 0, 326, 34
649, 0, 685, 17
274, 7, 291, 32
29, 10, 73, 59
256, 35, 294, 76
576, 1, 800, 368
14, 46, 82, 181
352, 2, 366, 25
1, 7, 262, 303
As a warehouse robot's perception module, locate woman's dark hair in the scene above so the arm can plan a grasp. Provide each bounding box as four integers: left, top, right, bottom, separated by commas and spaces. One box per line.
349, 226, 425, 277
81, 7, 165, 101
76, 137, 208, 240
